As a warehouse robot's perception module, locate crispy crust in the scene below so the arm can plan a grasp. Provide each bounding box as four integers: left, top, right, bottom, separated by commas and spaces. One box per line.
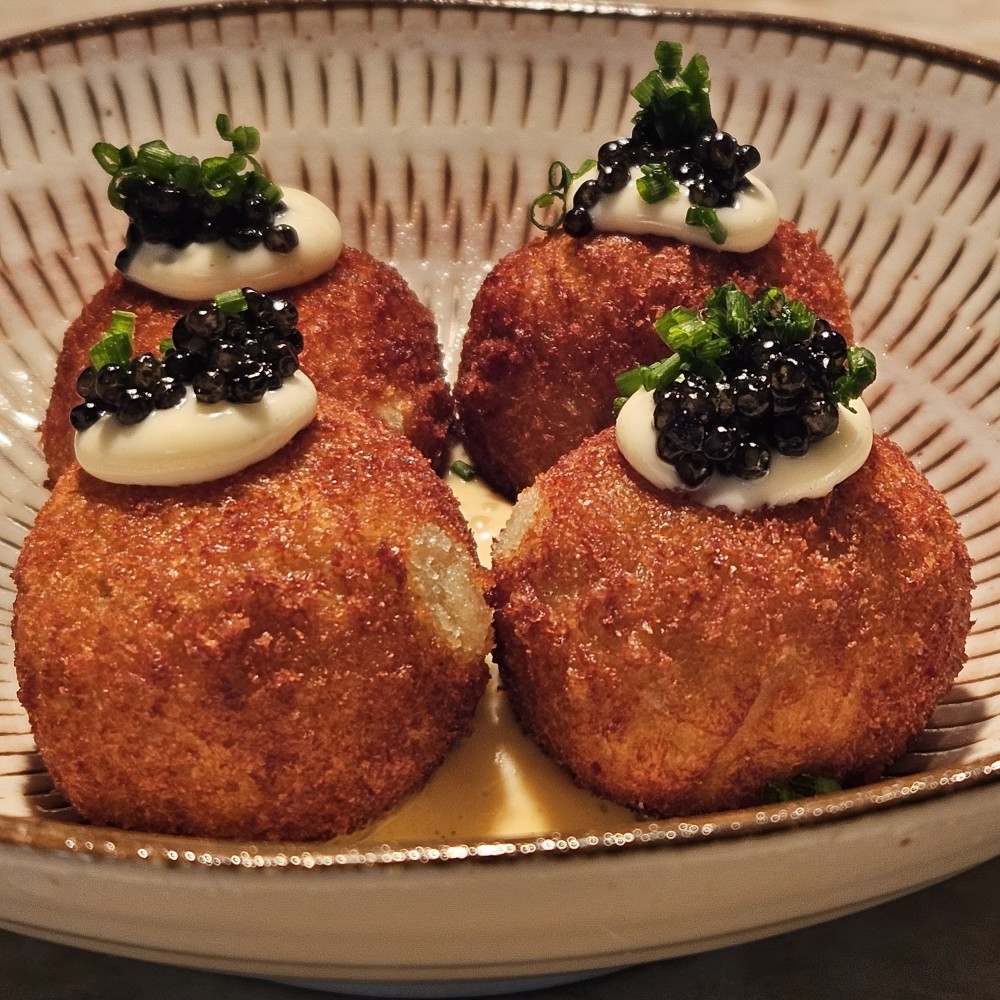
15, 399, 492, 840
491, 431, 972, 817
455, 221, 854, 499
41, 248, 453, 483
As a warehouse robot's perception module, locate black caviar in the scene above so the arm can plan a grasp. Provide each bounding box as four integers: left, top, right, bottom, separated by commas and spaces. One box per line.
70, 289, 304, 431
615, 284, 877, 488
93, 115, 299, 269
651, 320, 847, 486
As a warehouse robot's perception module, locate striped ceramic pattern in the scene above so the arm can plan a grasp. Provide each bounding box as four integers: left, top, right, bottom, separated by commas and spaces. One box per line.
1, 0, 999, 853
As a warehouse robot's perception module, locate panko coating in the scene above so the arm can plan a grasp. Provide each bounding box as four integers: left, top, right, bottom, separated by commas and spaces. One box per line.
455, 221, 853, 499
491, 429, 972, 817
41, 247, 453, 482
14, 398, 492, 840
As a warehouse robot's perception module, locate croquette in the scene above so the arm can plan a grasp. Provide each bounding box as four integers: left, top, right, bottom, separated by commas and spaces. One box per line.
455, 221, 854, 499
41, 247, 453, 482
490, 429, 972, 817
14, 398, 492, 840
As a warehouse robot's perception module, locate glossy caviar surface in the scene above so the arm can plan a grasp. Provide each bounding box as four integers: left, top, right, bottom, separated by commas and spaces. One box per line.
70, 289, 304, 431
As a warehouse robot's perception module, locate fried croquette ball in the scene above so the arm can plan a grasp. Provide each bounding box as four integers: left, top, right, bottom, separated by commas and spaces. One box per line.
41, 247, 452, 483
490, 429, 972, 817
455, 221, 853, 499
14, 399, 492, 840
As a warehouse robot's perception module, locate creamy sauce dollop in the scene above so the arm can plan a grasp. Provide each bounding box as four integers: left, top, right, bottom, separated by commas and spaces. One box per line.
75, 372, 318, 486
123, 188, 343, 300
615, 388, 873, 512
570, 169, 779, 253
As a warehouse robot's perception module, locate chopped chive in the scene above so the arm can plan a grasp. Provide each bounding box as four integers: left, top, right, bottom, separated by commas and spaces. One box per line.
530, 158, 598, 232
214, 288, 248, 314
92, 142, 122, 174
614, 355, 682, 398
547, 160, 572, 191
720, 286, 753, 338
636, 163, 679, 204
529, 190, 567, 232
631, 44, 716, 146
216, 114, 261, 158
653, 40, 683, 78
259, 179, 284, 205
88, 310, 136, 368
450, 460, 477, 482
685, 205, 727, 245
834, 346, 878, 408
109, 310, 136, 336
135, 141, 176, 180
760, 773, 843, 804
629, 70, 663, 111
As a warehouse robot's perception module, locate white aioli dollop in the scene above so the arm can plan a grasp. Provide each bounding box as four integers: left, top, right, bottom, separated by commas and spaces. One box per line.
615, 388, 873, 513
75, 371, 318, 486
570, 169, 779, 253
123, 188, 343, 300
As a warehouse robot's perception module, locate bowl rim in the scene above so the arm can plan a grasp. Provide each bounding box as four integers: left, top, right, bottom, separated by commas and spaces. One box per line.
2, 0, 999, 871
2, 752, 1000, 866
0, 0, 998, 78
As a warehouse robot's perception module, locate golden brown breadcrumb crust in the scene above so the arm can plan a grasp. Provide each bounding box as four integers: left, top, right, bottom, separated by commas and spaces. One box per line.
491, 431, 972, 817
41, 247, 453, 483
15, 399, 492, 840
455, 221, 854, 499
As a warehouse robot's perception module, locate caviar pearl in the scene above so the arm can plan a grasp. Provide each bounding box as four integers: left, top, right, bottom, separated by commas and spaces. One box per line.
116, 387, 155, 425
563, 207, 593, 238
69, 400, 105, 431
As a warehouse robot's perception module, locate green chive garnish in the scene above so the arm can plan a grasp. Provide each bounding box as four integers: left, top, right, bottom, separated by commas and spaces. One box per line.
685, 205, 728, 245
760, 773, 843, 804
530, 158, 597, 232
450, 460, 477, 482
214, 288, 248, 314
88, 310, 136, 368
834, 347, 878, 409
615, 283, 877, 407
93, 114, 283, 215
635, 163, 679, 205
630, 41, 713, 148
